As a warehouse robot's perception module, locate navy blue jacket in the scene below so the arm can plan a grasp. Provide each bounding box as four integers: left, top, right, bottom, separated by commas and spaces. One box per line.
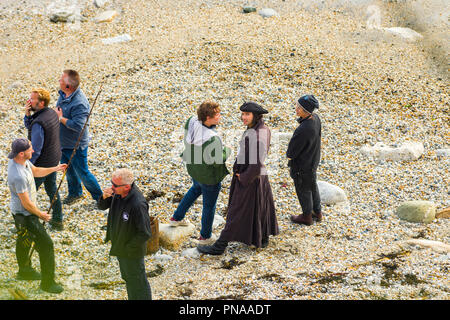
56, 87, 90, 150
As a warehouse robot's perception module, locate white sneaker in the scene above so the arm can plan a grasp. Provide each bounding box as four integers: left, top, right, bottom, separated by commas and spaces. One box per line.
197, 234, 217, 245
169, 217, 190, 227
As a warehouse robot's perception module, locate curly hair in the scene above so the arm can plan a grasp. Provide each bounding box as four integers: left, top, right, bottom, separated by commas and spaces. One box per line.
197, 101, 220, 122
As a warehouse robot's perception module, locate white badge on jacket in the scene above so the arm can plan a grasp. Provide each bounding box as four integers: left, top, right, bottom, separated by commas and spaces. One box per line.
122, 212, 129, 222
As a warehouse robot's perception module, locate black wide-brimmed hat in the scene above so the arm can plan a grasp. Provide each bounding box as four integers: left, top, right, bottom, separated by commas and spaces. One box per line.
240, 101, 268, 114
297, 95, 319, 113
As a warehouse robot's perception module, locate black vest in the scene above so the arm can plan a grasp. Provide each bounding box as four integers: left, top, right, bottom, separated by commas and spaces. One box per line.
27, 107, 61, 167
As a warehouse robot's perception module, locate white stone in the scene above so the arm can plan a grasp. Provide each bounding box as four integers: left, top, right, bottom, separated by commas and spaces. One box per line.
403, 239, 450, 253
436, 148, 450, 157
8, 81, 23, 90
212, 214, 225, 229
273, 132, 292, 141
258, 8, 278, 18
94, 10, 118, 23
383, 27, 423, 41
152, 253, 173, 263
360, 141, 424, 161
317, 180, 347, 205
101, 34, 132, 45
396, 200, 436, 223
159, 223, 196, 251
47, 2, 86, 23
93, 0, 109, 8
181, 248, 201, 258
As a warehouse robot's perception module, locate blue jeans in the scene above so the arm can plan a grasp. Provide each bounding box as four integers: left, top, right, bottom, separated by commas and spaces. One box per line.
34, 172, 63, 222
61, 147, 103, 201
173, 179, 221, 239
117, 257, 152, 300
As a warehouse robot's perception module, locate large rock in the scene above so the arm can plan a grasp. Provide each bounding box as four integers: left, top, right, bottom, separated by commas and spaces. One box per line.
159, 223, 195, 251
317, 181, 347, 205
396, 201, 436, 223
360, 142, 424, 161
258, 8, 278, 18
94, 10, 118, 23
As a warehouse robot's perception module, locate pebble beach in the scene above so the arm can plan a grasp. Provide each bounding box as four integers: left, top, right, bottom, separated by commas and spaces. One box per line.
0, 0, 448, 300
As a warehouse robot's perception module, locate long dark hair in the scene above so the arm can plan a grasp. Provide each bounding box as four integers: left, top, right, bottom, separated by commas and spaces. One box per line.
248, 113, 263, 128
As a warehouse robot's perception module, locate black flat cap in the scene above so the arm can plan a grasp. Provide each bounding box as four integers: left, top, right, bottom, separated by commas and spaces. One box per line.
240, 101, 268, 114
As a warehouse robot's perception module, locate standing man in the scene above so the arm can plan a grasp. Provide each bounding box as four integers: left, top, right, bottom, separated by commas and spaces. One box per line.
170, 101, 230, 245
97, 168, 152, 300
24, 88, 64, 231
54, 69, 103, 204
7, 138, 66, 293
287, 95, 322, 226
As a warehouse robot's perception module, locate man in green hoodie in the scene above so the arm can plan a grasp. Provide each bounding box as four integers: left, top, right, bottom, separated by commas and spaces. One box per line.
170, 101, 230, 245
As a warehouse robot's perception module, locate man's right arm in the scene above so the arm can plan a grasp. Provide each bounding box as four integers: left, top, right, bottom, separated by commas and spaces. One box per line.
17, 192, 50, 222
97, 188, 113, 210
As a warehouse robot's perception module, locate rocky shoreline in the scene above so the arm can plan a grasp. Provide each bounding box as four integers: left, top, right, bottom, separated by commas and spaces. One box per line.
0, 0, 448, 300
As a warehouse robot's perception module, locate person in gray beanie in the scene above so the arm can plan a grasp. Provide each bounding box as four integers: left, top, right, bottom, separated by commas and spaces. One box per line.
287, 95, 322, 226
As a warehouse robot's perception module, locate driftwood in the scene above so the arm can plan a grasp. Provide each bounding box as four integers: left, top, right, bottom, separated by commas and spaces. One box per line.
8, 288, 28, 300
436, 207, 450, 219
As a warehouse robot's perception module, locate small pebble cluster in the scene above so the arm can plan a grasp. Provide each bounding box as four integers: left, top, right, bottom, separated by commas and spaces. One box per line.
0, 0, 448, 300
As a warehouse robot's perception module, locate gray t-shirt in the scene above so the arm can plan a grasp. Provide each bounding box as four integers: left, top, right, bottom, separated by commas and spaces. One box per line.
8, 159, 36, 216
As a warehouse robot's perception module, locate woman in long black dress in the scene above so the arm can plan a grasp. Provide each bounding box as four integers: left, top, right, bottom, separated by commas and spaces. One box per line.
197, 102, 279, 255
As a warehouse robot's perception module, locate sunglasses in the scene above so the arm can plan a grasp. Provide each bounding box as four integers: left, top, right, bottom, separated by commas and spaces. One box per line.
111, 180, 128, 188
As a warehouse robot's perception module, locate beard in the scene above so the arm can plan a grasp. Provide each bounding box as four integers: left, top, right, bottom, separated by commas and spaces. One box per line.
30, 103, 39, 112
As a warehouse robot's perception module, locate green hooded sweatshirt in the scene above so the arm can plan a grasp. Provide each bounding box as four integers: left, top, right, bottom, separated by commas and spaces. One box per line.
180, 116, 230, 185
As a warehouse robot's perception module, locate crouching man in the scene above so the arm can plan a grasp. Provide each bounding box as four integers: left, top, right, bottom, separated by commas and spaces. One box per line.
97, 168, 152, 300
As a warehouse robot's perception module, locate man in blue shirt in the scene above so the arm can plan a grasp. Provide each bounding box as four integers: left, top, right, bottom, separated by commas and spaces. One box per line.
54, 70, 103, 204
24, 88, 64, 230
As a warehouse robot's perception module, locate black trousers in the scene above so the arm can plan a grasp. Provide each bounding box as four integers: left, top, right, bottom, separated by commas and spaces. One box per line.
291, 170, 321, 215
117, 256, 152, 300
13, 214, 55, 284
34, 172, 63, 222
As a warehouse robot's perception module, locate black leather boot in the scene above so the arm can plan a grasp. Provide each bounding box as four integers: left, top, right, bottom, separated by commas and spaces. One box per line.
197, 239, 228, 255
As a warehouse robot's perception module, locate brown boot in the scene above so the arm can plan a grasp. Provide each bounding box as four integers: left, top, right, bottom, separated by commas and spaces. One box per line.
290, 213, 313, 226
312, 211, 323, 222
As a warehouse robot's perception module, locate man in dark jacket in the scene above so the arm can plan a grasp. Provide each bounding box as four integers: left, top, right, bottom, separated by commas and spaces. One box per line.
97, 168, 152, 300
24, 88, 64, 230
287, 95, 322, 226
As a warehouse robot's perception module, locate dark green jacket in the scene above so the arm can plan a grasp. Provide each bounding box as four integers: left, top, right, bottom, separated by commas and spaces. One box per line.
181, 116, 230, 185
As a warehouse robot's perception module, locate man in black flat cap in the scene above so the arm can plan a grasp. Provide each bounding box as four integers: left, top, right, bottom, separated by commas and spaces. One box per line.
287, 95, 322, 226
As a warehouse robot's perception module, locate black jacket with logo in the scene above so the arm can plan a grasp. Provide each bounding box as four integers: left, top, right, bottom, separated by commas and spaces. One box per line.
97, 183, 151, 258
